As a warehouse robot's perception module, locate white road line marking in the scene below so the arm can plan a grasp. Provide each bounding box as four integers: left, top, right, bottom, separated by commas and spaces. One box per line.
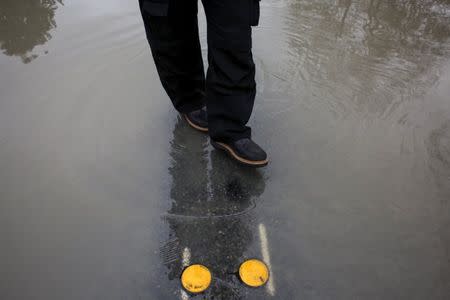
181, 247, 191, 300
259, 223, 275, 296
180, 290, 189, 300
182, 247, 191, 267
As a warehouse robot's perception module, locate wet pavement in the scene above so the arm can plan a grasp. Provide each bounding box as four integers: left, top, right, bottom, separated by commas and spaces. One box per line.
1, 0, 450, 299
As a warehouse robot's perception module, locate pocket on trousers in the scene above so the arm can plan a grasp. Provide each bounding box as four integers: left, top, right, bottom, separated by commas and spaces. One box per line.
142, 0, 169, 17
249, 0, 261, 26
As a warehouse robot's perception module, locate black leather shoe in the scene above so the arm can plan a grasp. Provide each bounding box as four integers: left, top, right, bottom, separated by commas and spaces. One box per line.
211, 138, 268, 167
183, 107, 208, 132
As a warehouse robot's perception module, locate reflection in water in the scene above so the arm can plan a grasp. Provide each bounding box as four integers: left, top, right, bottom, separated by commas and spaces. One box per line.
427, 118, 450, 287
428, 119, 450, 197
161, 117, 266, 298
0, 0, 63, 63
276, 0, 450, 118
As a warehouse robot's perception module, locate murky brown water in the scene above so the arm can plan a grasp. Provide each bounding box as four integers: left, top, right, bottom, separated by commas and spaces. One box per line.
1, 0, 450, 299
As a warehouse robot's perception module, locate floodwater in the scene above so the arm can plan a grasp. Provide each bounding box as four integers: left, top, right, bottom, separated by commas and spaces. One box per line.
1, 0, 450, 299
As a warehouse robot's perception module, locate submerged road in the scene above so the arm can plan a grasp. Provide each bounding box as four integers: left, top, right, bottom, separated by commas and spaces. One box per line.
1, 0, 450, 299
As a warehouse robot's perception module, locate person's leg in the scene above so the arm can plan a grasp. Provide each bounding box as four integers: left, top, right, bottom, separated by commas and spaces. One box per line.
202, 0, 267, 167
139, 0, 205, 113
201, 0, 260, 142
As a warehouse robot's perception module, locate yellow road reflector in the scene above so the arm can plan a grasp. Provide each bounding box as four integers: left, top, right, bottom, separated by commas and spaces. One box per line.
181, 264, 212, 293
239, 259, 269, 287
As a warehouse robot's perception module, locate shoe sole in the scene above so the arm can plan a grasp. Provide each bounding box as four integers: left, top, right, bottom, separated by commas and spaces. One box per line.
183, 114, 208, 133
211, 141, 269, 168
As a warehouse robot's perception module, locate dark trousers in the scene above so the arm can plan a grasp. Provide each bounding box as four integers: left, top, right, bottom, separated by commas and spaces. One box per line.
139, 0, 261, 142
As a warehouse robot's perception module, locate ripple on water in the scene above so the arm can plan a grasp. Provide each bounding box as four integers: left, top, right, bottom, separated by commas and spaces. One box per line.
259, 0, 450, 123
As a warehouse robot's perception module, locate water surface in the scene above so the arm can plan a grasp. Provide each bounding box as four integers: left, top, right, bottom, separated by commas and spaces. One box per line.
1, 0, 450, 299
